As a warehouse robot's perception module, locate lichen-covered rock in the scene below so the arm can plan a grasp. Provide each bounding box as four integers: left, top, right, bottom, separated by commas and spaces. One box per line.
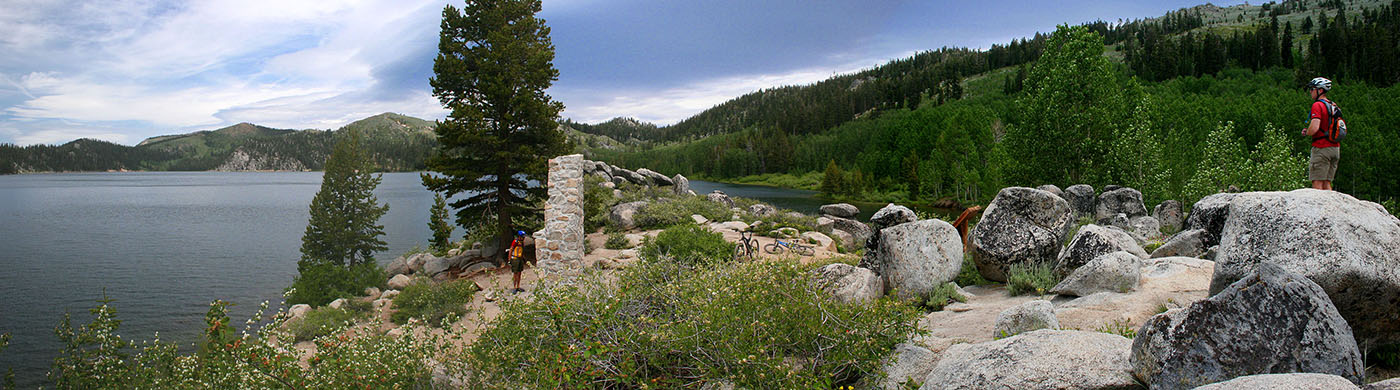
993, 300, 1060, 338
1153, 200, 1184, 233
1193, 373, 1362, 390
1036, 184, 1064, 199
1051, 251, 1142, 297
748, 203, 776, 217
921, 330, 1137, 390
811, 263, 882, 304
1065, 184, 1096, 218
1129, 215, 1162, 239
1131, 263, 1365, 390
1096, 187, 1148, 223
863, 219, 962, 300
1183, 192, 1236, 247
1210, 189, 1400, 345
1150, 229, 1208, 259
819, 203, 860, 218
870, 203, 917, 229
609, 201, 649, 230
671, 174, 690, 196
1056, 224, 1148, 276
706, 190, 735, 209
879, 343, 938, 390
970, 187, 1073, 282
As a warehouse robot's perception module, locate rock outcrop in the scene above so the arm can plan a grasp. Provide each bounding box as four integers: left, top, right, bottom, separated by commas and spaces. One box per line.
671, 174, 690, 196
1183, 192, 1236, 247
811, 263, 882, 304
865, 219, 963, 300
819, 203, 860, 219
706, 190, 735, 209
1051, 251, 1142, 297
748, 203, 776, 217
1149, 228, 1209, 259
1064, 184, 1096, 219
1131, 263, 1365, 390
1209, 189, 1400, 345
969, 187, 1073, 282
829, 217, 872, 249
214, 148, 308, 172
993, 300, 1059, 338
1056, 224, 1147, 276
1153, 200, 1184, 233
1095, 187, 1148, 223
869, 203, 917, 229
879, 343, 938, 390
635, 168, 674, 186
921, 330, 1138, 390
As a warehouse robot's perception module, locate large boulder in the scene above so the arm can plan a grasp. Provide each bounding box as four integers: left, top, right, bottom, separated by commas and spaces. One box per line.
1149, 229, 1209, 258
609, 201, 650, 230
635, 168, 674, 186
705, 191, 735, 209
969, 187, 1074, 282
610, 166, 648, 186
921, 330, 1138, 390
1153, 200, 1184, 233
869, 203, 917, 229
747, 203, 777, 217
810, 263, 882, 304
829, 217, 872, 248
801, 231, 837, 252
993, 300, 1059, 338
1209, 189, 1400, 345
385, 255, 410, 276
1064, 184, 1096, 219
831, 229, 856, 250
1367, 378, 1400, 390
387, 274, 413, 290
1183, 192, 1237, 247
878, 343, 938, 390
422, 255, 452, 276
1051, 251, 1142, 297
671, 174, 690, 196
816, 216, 835, 234
819, 203, 860, 219
863, 219, 963, 300
1193, 373, 1362, 390
1056, 224, 1148, 276
1096, 187, 1148, 223
1131, 263, 1365, 390
1129, 215, 1162, 239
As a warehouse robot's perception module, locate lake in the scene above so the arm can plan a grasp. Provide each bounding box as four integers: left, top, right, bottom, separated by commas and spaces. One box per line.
0, 171, 867, 387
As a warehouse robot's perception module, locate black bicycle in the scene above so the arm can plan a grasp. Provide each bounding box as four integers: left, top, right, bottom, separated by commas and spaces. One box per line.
764, 239, 815, 256
733, 231, 758, 262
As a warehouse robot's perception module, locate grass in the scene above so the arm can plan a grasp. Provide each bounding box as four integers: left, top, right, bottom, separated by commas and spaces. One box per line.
1094, 318, 1138, 339
955, 253, 992, 287
1006, 262, 1060, 296
390, 279, 479, 327
710, 172, 823, 191
604, 231, 631, 249
918, 282, 968, 312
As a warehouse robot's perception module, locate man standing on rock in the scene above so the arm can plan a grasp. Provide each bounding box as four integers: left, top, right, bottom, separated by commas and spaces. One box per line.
1302, 77, 1343, 191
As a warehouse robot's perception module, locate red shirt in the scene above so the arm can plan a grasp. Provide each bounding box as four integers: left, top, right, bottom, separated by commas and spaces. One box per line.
1310, 99, 1340, 148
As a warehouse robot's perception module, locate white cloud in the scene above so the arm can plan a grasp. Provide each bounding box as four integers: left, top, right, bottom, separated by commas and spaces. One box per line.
14, 128, 130, 146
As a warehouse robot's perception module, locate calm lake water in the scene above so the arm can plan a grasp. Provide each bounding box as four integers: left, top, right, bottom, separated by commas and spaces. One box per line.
0, 171, 854, 387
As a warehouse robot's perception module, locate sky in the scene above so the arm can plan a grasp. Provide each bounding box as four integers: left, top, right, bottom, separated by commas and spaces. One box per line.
0, 0, 1246, 146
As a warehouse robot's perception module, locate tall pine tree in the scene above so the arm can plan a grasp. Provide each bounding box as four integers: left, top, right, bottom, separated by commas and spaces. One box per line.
422, 0, 568, 252
290, 129, 389, 306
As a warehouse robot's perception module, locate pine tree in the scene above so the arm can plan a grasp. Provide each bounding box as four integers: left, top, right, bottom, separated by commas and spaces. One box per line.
820, 160, 844, 196
422, 0, 569, 253
289, 130, 389, 306
429, 193, 453, 253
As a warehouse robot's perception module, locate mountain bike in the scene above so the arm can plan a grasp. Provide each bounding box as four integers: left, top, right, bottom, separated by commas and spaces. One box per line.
733, 231, 758, 262
764, 239, 815, 256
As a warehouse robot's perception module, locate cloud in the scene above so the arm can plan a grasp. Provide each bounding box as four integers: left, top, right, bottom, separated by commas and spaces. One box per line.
12, 127, 131, 146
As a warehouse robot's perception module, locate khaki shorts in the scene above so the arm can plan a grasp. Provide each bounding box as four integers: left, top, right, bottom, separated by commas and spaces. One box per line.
1309, 146, 1340, 181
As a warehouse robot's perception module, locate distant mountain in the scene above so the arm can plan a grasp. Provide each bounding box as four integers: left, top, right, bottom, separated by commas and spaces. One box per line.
0, 112, 438, 174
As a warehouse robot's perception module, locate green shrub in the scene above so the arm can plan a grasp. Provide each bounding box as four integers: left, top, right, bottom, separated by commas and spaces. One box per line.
286, 262, 385, 307
634, 196, 730, 229
918, 282, 967, 312
1143, 240, 1164, 254
461, 257, 921, 389
583, 175, 616, 233
290, 306, 360, 342
955, 253, 991, 286
638, 224, 734, 267
1006, 262, 1060, 296
391, 279, 479, 327
605, 231, 631, 249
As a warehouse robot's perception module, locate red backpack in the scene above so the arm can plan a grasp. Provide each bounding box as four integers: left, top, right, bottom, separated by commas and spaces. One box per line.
1316, 98, 1347, 143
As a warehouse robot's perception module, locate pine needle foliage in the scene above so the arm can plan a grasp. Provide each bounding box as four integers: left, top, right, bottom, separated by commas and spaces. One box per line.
422, 0, 569, 252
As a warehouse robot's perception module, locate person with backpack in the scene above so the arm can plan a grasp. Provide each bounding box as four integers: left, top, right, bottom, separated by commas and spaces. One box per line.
508, 230, 528, 293
1302, 77, 1346, 191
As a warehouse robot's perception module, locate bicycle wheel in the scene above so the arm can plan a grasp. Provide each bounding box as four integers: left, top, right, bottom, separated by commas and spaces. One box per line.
795, 244, 815, 256
764, 242, 784, 254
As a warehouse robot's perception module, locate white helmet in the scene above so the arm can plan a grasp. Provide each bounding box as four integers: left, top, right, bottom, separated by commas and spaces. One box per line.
1307, 77, 1333, 92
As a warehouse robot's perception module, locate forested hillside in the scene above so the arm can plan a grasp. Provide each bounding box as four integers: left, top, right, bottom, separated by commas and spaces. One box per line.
587, 0, 1400, 211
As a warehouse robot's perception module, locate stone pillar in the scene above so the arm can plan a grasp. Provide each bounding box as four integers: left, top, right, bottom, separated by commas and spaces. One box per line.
536, 154, 585, 276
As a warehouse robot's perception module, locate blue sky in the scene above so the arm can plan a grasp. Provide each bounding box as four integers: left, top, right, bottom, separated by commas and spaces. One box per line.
0, 0, 1243, 146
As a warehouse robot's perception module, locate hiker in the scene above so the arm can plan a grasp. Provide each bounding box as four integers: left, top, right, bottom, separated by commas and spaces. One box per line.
508, 230, 527, 293
1302, 77, 1345, 191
